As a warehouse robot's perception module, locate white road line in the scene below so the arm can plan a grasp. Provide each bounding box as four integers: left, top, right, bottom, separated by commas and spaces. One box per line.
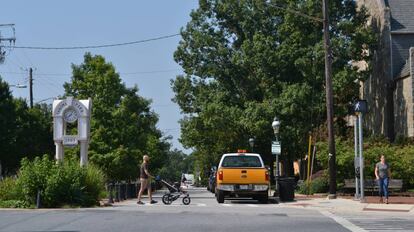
247, 204, 259, 207
320, 211, 368, 232
197, 203, 207, 207
222, 204, 232, 207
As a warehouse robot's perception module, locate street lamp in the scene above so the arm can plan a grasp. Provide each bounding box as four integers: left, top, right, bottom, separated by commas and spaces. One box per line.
272, 117, 280, 196
10, 84, 27, 88
272, 117, 280, 140
249, 137, 255, 152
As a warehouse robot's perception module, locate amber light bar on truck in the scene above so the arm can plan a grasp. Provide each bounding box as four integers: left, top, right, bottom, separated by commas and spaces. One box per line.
237, 149, 247, 154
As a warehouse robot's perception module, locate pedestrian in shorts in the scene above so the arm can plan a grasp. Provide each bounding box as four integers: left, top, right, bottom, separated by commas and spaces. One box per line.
137, 155, 157, 205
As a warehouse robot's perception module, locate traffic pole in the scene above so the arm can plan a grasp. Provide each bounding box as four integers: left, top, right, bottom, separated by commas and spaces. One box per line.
358, 113, 365, 202
354, 115, 360, 200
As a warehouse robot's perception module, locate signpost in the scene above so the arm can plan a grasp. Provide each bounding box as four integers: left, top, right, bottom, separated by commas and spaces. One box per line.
272, 141, 281, 155
353, 100, 367, 202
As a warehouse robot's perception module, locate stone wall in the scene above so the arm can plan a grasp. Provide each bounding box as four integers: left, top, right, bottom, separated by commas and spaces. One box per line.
357, 0, 393, 138
393, 48, 414, 137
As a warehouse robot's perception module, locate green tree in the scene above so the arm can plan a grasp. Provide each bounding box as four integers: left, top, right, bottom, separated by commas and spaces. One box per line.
0, 77, 53, 175
172, 0, 376, 176
64, 53, 168, 181
0, 77, 17, 175
158, 149, 195, 182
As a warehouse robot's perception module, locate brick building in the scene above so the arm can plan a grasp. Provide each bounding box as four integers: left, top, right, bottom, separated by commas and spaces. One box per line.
358, 0, 414, 140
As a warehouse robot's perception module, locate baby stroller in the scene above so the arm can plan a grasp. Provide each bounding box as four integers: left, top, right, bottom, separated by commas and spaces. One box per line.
158, 178, 191, 205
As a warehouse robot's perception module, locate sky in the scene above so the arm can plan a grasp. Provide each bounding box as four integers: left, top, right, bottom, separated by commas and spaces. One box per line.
0, 1, 199, 153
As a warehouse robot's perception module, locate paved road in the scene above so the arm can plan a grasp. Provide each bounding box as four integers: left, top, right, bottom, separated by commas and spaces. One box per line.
338, 213, 414, 232
0, 188, 412, 232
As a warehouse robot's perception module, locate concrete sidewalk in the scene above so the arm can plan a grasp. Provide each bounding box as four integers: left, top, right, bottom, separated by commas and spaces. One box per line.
286, 195, 414, 215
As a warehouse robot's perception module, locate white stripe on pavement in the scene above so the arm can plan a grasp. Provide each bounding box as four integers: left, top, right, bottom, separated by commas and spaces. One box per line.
197, 203, 207, 207
320, 211, 368, 232
222, 204, 232, 207
247, 204, 259, 207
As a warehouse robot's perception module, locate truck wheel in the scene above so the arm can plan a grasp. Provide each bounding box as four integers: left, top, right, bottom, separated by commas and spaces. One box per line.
257, 195, 268, 204
216, 190, 224, 203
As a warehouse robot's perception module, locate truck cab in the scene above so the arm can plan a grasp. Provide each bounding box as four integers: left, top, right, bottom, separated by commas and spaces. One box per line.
215, 151, 269, 203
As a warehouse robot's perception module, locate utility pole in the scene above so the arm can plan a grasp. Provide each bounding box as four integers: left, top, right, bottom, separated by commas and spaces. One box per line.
0, 24, 16, 64
29, 67, 33, 108
322, 0, 336, 199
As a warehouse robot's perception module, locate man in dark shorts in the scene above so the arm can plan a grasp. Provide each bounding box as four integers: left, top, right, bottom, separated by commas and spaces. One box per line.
137, 155, 157, 205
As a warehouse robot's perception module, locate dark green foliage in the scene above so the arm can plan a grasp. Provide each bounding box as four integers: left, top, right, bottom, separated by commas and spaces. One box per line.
297, 171, 329, 194
0, 77, 54, 175
317, 139, 414, 189
0, 200, 31, 208
64, 53, 169, 181
15, 155, 105, 208
172, 0, 377, 177
0, 177, 22, 201
158, 150, 195, 182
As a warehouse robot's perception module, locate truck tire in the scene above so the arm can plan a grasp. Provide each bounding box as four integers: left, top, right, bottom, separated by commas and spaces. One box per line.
216, 190, 224, 203
257, 194, 268, 204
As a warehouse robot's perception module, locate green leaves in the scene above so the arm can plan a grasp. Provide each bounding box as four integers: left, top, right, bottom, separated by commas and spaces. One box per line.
0, 77, 54, 175
172, 0, 376, 177
14, 155, 105, 208
64, 53, 168, 181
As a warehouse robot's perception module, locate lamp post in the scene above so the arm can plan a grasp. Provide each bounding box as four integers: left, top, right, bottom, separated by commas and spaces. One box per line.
249, 137, 255, 152
10, 84, 27, 88
272, 117, 280, 195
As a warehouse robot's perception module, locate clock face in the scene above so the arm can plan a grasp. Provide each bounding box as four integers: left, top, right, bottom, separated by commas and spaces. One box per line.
63, 108, 78, 123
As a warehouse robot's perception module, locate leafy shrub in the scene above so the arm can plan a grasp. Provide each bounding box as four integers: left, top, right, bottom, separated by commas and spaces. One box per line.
317, 139, 414, 189
16, 155, 105, 208
0, 177, 22, 201
0, 200, 31, 208
297, 171, 329, 195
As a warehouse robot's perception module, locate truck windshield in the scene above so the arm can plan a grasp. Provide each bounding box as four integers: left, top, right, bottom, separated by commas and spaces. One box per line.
222, 156, 262, 168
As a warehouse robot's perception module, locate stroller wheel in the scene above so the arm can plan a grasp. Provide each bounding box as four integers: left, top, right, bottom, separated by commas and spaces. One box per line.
162, 194, 172, 205
182, 196, 191, 205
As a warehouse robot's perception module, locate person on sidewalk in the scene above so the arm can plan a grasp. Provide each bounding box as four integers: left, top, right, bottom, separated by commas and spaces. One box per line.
375, 155, 391, 204
137, 155, 157, 205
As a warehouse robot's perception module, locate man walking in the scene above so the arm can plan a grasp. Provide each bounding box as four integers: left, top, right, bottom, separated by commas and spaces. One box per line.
137, 155, 157, 205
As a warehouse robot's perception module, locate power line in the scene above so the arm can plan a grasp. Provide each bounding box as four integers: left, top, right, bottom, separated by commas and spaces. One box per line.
4, 33, 180, 50
0, 68, 181, 77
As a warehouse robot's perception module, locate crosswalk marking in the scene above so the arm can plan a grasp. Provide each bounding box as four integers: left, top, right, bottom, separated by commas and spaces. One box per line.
340, 215, 414, 232
320, 211, 368, 232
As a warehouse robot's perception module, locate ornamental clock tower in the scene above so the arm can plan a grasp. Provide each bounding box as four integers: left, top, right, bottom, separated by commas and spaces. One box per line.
52, 97, 92, 166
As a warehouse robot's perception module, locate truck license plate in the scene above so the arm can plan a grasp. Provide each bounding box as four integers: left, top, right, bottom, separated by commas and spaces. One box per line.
239, 185, 249, 190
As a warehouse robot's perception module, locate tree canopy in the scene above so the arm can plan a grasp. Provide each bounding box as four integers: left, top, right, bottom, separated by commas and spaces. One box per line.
64, 53, 169, 181
172, 0, 376, 177
0, 77, 54, 175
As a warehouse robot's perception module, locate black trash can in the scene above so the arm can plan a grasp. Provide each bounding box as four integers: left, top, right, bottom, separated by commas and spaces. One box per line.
278, 177, 295, 202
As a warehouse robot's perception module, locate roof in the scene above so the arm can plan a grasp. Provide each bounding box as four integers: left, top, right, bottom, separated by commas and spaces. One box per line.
386, 0, 414, 32
396, 61, 411, 79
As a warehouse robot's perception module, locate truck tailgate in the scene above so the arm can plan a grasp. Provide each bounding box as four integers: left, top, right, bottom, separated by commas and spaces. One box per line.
220, 168, 267, 184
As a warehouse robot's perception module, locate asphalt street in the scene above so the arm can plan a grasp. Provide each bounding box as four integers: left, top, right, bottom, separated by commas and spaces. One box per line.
0, 188, 413, 232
